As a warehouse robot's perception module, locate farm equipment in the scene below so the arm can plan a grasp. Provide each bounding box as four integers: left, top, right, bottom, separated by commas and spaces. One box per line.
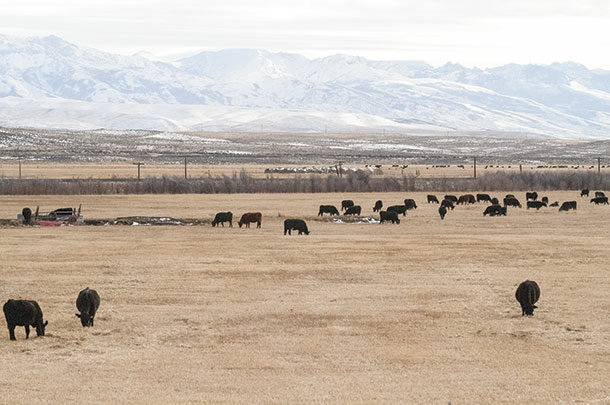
18, 204, 83, 226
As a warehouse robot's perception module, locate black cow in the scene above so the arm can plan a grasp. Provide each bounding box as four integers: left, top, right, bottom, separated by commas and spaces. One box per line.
527, 201, 546, 210
22, 207, 32, 225
438, 206, 447, 220
526, 192, 538, 201
404, 199, 417, 210
595, 191, 606, 198
505, 194, 516, 199
3, 299, 48, 340
515, 280, 540, 316
76, 288, 100, 327
284, 219, 310, 235
541, 196, 548, 205
427, 195, 439, 204
504, 197, 522, 208
559, 201, 577, 211
373, 200, 383, 213
387, 205, 407, 216
444, 195, 458, 203
549, 201, 559, 207
212, 212, 232, 227
484, 204, 506, 216
341, 200, 354, 211
441, 199, 455, 210
318, 205, 340, 216
476, 193, 492, 203
379, 210, 400, 224
590, 196, 609, 205
490, 197, 499, 205
344, 205, 361, 215
581, 189, 589, 197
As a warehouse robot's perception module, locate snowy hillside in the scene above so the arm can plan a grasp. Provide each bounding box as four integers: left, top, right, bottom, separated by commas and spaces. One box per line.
1, 34, 610, 138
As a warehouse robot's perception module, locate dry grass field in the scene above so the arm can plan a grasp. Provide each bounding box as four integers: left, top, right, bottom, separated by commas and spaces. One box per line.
0, 192, 609, 403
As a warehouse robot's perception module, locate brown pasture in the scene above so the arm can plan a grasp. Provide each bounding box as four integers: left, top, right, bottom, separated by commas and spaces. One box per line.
0, 192, 609, 403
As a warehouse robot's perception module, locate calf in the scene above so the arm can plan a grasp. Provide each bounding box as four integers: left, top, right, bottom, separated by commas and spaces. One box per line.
404, 199, 417, 210
457, 194, 476, 205
559, 201, 577, 211
526, 191, 538, 201
476, 193, 492, 203
441, 199, 455, 210
444, 195, 458, 203
239, 212, 262, 228
427, 195, 439, 204
211, 211, 232, 227
22, 207, 32, 225
373, 200, 383, 213
581, 189, 589, 197
515, 280, 540, 316
3, 299, 48, 340
595, 191, 606, 198
549, 201, 559, 207
379, 210, 400, 224
590, 196, 609, 205
484, 204, 506, 216
76, 288, 101, 327
387, 205, 407, 216
504, 197, 522, 208
344, 205, 361, 215
490, 197, 499, 205
438, 205, 447, 220
541, 196, 548, 205
527, 201, 546, 210
318, 205, 339, 216
284, 219, 310, 235
341, 200, 354, 211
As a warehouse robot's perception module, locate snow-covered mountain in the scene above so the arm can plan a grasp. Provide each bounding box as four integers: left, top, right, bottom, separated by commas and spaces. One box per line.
1, 34, 610, 138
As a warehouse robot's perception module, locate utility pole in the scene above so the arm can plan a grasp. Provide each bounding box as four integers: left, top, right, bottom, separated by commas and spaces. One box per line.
335, 162, 343, 178
18, 158, 22, 179
133, 162, 144, 180
184, 157, 188, 179
598, 157, 602, 173
473, 157, 477, 179
519, 164, 522, 173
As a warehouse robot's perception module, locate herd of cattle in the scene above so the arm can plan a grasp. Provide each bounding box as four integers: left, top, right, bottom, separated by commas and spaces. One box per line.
3, 287, 99, 340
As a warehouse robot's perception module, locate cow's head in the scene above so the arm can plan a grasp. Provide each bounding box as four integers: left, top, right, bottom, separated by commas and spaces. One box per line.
37, 320, 48, 336
76, 312, 90, 327
524, 305, 538, 316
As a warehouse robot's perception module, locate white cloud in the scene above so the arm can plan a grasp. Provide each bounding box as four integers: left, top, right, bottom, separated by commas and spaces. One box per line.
1, 0, 610, 68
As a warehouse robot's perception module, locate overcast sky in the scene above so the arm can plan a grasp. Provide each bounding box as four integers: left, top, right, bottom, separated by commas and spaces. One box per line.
2, 0, 610, 68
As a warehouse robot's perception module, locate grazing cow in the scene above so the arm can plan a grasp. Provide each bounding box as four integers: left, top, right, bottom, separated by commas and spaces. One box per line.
595, 191, 606, 198
387, 205, 407, 216
541, 196, 548, 205
559, 201, 577, 211
505, 194, 516, 199
341, 200, 354, 211
549, 201, 559, 207
515, 280, 540, 316
490, 197, 499, 205
504, 197, 522, 208
427, 195, 439, 204
581, 189, 589, 197
239, 212, 262, 228
526, 192, 538, 201
211, 212, 232, 227
441, 199, 455, 210
476, 193, 492, 203
284, 219, 310, 235
379, 210, 400, 224
527, 201, 546, 210
344, 205, 361, 215
438, 205, 447, 220
373, 200, 383, 212
318, 205, 340, 216
444, 195, 458, 203
3, 299, 47, 340
75, 288, 100, 327
484, 204, 506, 216
457, 194, 476, 205
590, 196, 609, 205
404, 199, 417, 210
22, 207, 32, 225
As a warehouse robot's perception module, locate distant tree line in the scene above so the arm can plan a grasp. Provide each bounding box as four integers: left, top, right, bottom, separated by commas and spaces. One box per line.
0, 170, 607, 195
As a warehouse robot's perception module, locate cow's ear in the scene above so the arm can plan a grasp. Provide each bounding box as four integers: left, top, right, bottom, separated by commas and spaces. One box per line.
75, 313, 81, 318
44, 321, 48, 326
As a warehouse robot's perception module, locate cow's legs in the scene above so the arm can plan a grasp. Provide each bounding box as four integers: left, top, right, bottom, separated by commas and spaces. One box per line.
25, 325, 30, 339
257, 221, 261, 228
8, 325, 16, 341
